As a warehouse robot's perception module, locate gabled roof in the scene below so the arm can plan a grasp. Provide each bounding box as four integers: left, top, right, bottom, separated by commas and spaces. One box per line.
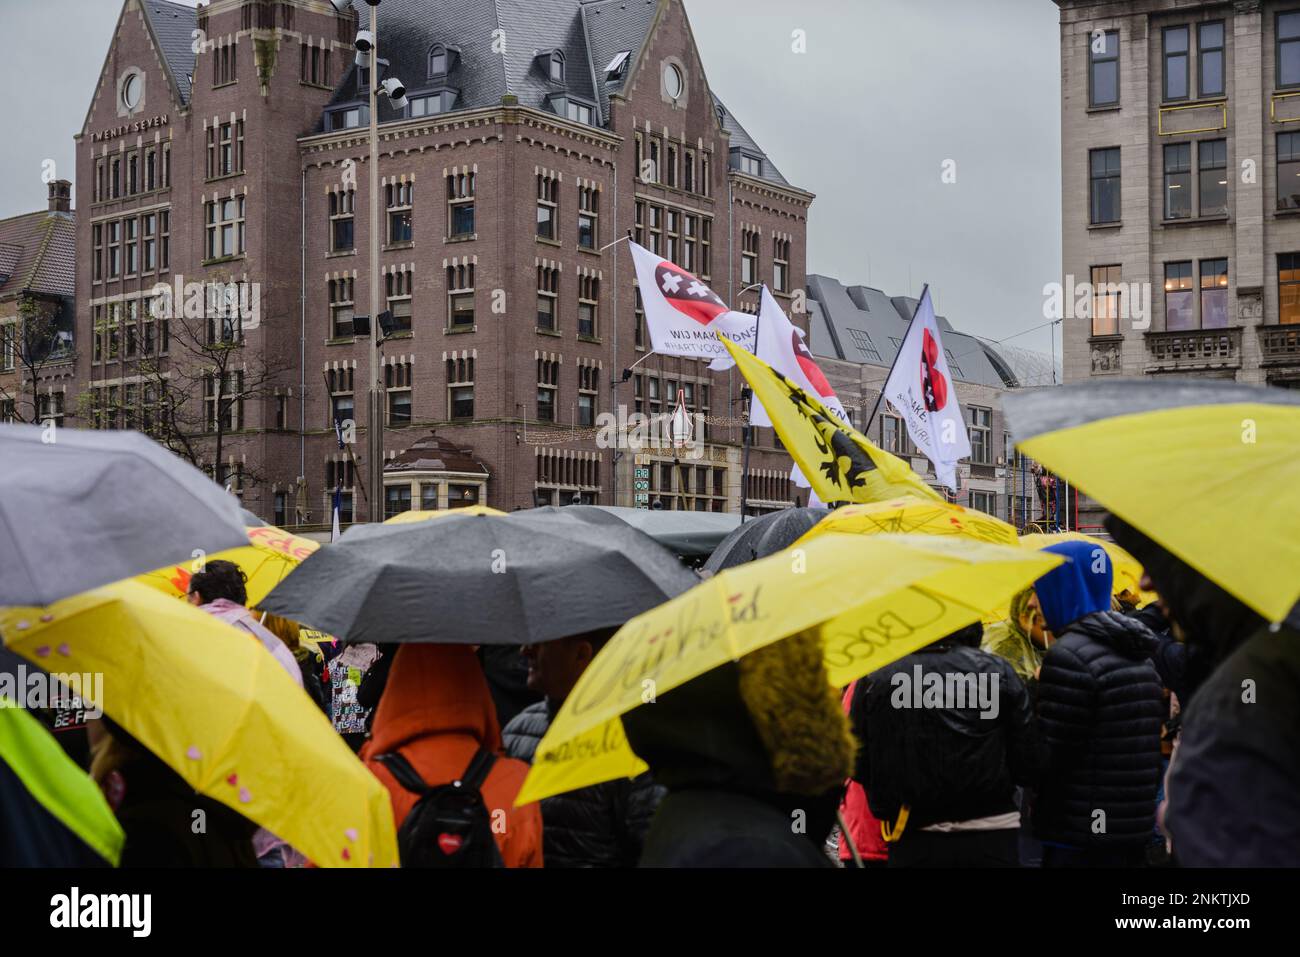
711, 93, 790, 188
580, 0, 659, 122
805, 274, 1025, 390
141, 0, 198, 105
0, 211, 76, 301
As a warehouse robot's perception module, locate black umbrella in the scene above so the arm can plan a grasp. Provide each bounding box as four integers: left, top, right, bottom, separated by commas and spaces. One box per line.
526, 505, 740, 560
260, 510, 700, 646
0, 424, 249, 606
702, 507, 830, 574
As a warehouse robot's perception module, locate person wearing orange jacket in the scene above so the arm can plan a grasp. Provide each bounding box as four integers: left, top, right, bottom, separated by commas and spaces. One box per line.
360, 643, 543, 868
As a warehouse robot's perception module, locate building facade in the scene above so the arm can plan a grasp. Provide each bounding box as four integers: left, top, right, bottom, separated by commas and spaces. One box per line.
74, 0, 811, 525
805, 274, 1066, 531
1058, 0, 1300, 388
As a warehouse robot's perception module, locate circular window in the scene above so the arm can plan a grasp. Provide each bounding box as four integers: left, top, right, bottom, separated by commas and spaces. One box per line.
122, 74, 141, 110
663, 63, 684, 100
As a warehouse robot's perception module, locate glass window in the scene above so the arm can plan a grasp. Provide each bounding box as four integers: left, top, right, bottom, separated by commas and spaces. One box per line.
1163, 143, 1192, 219
1281, 253, 1300, 324
1200, 258, 1229, 329
429, 46, 448, 77
1164, 26, 1189, 101
1090, 147, 1121, 224
1198, 138, 1228, 216
1091, 264, 1122, 336
1089, 30, 1119, 107
1198, 22, 1224, 97
450, 385, 474, 418
1280, 12, 1300, 88
385, 485, 412, 519
1164, 261, 1195, 330
1278, 133, 1300, 209
421, 483, 439, 510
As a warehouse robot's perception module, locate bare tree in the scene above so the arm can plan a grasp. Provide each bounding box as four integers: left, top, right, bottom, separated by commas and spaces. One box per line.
0, 295, 75, 424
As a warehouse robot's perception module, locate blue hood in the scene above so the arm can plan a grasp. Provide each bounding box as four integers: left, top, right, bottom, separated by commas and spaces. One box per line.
1033, 541, 1114, 634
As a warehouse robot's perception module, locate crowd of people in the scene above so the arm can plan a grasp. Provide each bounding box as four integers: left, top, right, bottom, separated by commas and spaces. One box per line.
20, 505, 1297, 869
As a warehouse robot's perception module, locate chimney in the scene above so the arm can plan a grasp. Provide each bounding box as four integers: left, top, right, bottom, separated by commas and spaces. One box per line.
48, 179, 71, 214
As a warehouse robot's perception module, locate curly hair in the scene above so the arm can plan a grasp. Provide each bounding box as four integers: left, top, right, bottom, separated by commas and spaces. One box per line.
188, 559, 248, 606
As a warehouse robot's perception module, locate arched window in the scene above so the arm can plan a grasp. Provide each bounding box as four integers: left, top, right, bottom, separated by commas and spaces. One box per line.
429, 44, 448, 77
550, 51, 565, 83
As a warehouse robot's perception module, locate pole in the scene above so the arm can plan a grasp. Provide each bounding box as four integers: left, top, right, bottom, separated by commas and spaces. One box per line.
864, 283, 929, 436
737, 285, 763, 522
367, 1, 383, 522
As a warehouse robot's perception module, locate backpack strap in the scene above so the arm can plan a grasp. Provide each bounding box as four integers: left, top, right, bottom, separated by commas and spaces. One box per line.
374, 751, 430, 796
457, 748, 497, 791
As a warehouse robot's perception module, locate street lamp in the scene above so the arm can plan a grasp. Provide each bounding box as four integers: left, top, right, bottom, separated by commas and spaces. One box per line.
357, 0, 407, 521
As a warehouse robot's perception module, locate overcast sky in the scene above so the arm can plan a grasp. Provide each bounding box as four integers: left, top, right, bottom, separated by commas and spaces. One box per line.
0, 0, 1062, 357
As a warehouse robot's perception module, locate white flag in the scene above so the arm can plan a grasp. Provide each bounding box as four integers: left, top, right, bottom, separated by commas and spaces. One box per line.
881, 288, 970, 491
628, 240, 755, 364
747, 286, 848, 505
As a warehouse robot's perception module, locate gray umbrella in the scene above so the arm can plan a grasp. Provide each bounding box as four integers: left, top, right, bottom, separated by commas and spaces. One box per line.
526, 505, 739, 560
0, 424, 250, 606
260, 509, 700, 645
702, 507, 830, 574
239, 507, 268, 527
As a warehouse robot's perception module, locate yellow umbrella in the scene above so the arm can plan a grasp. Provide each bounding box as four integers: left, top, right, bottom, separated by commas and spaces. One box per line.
515, 532, 1063, 804
1003, 380, 1300, 622
383, 504, 505, 525
0, 581, 398, 868
794, 496, 1020, 549
136, 525, 321, 607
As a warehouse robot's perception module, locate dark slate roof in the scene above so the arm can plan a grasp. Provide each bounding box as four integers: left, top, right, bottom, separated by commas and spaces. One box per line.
0, 211, 76, 300
711, 93, 790, 188
317, 1, 794, 188
805, 274, 1021, 390
141, 0, 198, 105
387, 432, 489, 475
580, 0, 659, 123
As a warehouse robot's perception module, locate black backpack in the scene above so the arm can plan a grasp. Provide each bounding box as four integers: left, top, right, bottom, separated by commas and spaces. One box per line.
375, 749, 504, 868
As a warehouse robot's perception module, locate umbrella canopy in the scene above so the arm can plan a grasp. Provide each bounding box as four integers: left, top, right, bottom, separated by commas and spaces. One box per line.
1003, 379, 1300, 623
529, 505, 740, 561
0, 582, 398, 868
383, 504, 506, 524
261, 510, 700, 646
794, 496, 1019, 549
0, 425, 250, 606
0, 702, 125, 867
240, 508, 268, 527
1019, 532, 1154, 605
136, 525, 321, 607
516, 532, 1064, 804
702, 507, 829, 573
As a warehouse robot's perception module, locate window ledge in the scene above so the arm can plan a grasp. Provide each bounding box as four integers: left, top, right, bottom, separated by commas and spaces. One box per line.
1088, 334, 1126, 343
576, 245, 602, 256
536, 236, 562, 248
1085, 104, 1122, 114
213, 81, 238, 90
577, 335, 602, 345
386, 331, 414, 340
1161, 215, 1229, 228
536, 328, 562, 337
383, 241, 415, 252
202, 255, 246, 267
205, 171, 245, 184
1274, 206, 1300, 218
325, 336, 355, 346
1087, 222, 1123, 231
326, 249, 356, 259
444, 326, 476, 335
445, 233, 477, 244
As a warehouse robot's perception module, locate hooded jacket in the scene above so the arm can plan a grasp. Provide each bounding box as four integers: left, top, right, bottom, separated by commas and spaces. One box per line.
850, 626, 1041, 830
503, 700, 664, 867
1033, 609, 1164, 848
621, 629, 856, 868
1106, 515, 1300, 866
360, 644, 543, 868
1034, 541, 1115, 636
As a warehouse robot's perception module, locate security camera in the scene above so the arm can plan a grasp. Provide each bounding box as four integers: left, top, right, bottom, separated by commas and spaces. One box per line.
354, 30, 374, 54
382, 77, 406, 101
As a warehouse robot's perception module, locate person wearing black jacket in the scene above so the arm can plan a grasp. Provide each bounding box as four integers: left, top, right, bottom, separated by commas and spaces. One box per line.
1031, 540, 1164, 867
1107, 515, 1300, 867
502, 627, 663, 867
849, 622, 1041, 867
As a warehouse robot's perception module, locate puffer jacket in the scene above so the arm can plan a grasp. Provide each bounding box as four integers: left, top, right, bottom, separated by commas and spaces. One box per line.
850, 638, 1041, 829
1034, 610, 1164, 848
503, 700, 663, 868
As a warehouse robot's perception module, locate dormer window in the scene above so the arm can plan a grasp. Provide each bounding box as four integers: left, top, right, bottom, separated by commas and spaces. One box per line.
550, 51, 565, 83
429, 45, 448, 77
409, 89, 458, 118
730, 148, 762, 177
546, 93, 595, 127
605, 51, 630, 82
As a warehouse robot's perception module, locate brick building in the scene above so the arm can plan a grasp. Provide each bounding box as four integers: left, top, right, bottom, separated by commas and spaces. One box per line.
75, 0, 812, 524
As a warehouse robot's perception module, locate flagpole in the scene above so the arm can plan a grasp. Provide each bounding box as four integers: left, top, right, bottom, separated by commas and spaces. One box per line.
864, 283, 929, 436
737, 282, 764, 523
